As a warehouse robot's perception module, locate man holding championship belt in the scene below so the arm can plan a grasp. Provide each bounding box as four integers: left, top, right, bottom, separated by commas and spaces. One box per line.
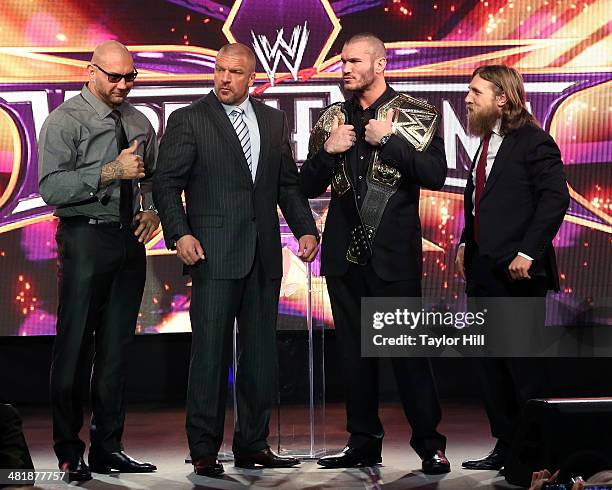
299, 33, 450, 473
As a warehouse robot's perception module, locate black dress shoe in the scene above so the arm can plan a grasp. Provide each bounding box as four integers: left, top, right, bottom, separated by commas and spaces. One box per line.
234, 447, 300, 468
193, 456, 224, 477
60, 457, 92, 481
317, 446, 382, 468
462, 445, 506, 470
89, 450, 157, 473
422, 450, 451, 474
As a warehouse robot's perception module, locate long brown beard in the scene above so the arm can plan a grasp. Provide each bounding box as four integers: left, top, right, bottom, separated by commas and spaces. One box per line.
467, 106, 500, 137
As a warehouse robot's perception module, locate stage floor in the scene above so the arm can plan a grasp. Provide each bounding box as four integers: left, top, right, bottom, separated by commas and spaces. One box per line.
18, 401, 522, 489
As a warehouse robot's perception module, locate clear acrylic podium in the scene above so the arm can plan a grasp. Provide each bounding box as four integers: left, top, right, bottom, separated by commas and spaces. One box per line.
213, 206, 329, 461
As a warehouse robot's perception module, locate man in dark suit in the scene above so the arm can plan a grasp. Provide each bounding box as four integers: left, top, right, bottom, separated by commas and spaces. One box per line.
456, 65, 570, 470
299, 33, 450, 474
153, 43, 318, 477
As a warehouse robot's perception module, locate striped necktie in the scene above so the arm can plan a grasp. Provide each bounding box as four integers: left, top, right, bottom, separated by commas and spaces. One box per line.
230, 108, 253, 179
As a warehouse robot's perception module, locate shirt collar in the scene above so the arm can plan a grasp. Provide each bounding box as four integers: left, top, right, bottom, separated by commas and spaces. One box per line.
350, 84, 396, 113
492, 118, 502, 137
214, 90, 252, 118
80, 84, 123, 119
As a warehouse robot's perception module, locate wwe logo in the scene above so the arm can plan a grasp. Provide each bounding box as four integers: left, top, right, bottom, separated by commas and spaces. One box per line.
251, 22, 310, 85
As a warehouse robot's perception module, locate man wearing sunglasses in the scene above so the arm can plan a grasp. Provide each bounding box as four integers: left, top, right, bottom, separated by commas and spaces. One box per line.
38, 40, 158, 481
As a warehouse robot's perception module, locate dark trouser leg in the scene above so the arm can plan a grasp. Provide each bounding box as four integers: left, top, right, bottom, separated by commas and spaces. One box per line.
232, 253, 281, 453
473, 358, 519, 445
186, 274, 242, 459
327, 264, 446, 457
50, 221, 118, 463
364, 269, 446, 458
0, 404, 34, 469
90, 229, 146, 454
326, 266, 383, 453
392, 358, 446, 457
467, 253, 548, 447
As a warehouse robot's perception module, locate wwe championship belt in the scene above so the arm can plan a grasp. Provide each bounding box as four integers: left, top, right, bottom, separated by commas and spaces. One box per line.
309, 103, 352, 195
308, 95, 440, 265
309, 103, 373, 264
355, 94, 441, 263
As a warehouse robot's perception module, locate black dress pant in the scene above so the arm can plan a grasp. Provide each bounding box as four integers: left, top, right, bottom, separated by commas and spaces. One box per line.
50, 218, 145, 463
186, 250, 281, 459
0, 404, 34, 470
326, 263, 446, 459
466, 253, 548, 448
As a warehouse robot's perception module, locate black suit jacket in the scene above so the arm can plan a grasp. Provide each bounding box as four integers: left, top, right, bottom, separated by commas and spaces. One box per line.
299, 97, 447, 281
459, 123, 570, 291
153, 92, 317, 280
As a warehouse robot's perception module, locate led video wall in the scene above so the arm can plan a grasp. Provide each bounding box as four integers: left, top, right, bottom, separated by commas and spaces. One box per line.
0, 0, 610, 335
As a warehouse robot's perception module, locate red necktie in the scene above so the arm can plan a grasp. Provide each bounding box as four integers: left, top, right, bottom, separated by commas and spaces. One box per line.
473, 133, 491, 245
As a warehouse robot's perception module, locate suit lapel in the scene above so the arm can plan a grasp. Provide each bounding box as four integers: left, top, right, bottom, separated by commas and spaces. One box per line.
481, 131, 518, 201
203, 93, 253, 184
250, 98, 269, 188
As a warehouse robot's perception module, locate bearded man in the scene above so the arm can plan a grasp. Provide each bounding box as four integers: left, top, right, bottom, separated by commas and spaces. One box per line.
456, 65, 569, 471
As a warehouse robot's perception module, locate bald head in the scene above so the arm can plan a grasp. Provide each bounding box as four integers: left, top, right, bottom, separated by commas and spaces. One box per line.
218, 43, 257, 72
91, 40, 133, 66
343, 33, 386, 59
87, 40, 135, 108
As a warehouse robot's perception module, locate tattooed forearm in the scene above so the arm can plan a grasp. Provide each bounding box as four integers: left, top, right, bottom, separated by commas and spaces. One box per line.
100, 160, 125, 185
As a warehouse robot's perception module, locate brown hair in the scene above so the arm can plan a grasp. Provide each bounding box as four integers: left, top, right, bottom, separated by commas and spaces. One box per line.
343, 32, 386, 58
472, 64, 539, 134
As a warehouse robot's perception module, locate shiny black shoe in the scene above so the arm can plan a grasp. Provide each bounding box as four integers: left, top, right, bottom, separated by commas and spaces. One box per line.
317, 446, 382, 468
462, 444, 507, 470
193, 456, 224, 477
89, 450, 157, 473
234, 447, 300, 468
422, 450, 451, 474
60, 457, 92, 481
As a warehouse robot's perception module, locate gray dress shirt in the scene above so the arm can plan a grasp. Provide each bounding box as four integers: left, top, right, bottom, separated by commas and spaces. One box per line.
38, 85, 157, 221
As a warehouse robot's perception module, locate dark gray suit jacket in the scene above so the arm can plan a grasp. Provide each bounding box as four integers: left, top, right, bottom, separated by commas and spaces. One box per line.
153, 92, 317, 280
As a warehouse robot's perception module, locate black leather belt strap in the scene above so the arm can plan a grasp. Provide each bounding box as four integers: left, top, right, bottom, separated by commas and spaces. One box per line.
59, 216, 122, 228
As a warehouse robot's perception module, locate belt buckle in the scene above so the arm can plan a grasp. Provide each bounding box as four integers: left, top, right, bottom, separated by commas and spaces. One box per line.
371, 160, 401, 187
87, 218, 122, 228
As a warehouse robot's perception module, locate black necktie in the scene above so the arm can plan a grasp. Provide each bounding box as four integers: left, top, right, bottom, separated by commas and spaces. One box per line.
110, 110, 134, 227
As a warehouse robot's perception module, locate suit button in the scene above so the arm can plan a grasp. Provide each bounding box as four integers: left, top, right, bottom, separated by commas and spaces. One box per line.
252, 217, 256, 222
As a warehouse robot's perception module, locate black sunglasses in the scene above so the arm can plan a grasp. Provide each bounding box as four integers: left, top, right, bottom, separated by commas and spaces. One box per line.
93, 63, 138, 83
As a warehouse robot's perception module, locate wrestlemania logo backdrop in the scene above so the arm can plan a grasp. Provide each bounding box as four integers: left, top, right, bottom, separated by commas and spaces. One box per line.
0, 0, 610, 335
